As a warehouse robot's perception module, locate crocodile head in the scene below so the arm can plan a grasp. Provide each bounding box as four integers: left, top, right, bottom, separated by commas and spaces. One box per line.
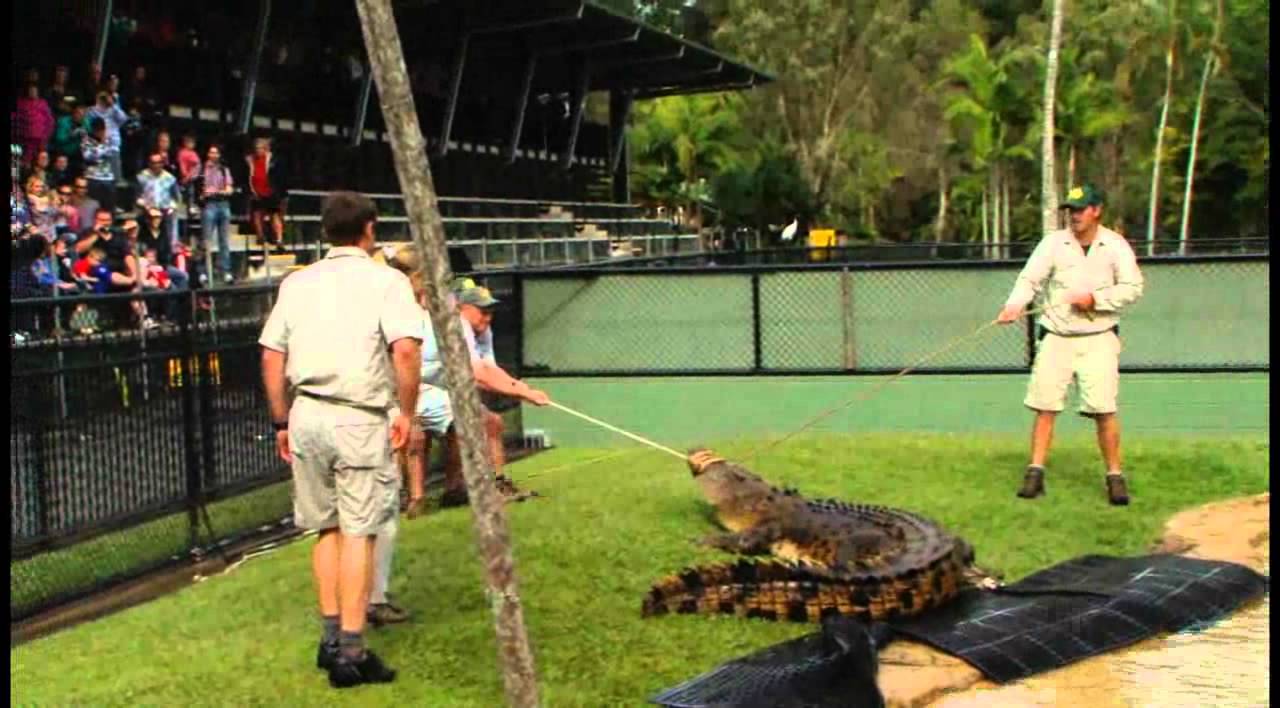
687, 447, 784, 531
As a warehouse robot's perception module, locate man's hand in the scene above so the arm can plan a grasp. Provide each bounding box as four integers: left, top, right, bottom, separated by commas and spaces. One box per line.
996, 304, 1024, 324
1066, 290, 1095, 311
389, 413, 412, 451
275, 430, 291, 463
525, 388, 551, 407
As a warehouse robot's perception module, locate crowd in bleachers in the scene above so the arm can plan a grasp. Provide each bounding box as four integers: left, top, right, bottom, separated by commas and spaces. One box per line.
11, 63, 294, 338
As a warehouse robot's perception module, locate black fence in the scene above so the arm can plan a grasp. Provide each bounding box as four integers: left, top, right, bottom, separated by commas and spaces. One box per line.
10, 282, 531, 622
575, 237, 1270, 271
11, 287, 290, 621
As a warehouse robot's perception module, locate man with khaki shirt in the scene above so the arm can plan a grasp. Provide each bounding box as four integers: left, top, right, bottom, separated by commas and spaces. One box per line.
259, 191, 422, 688
996, 184, 1145, 506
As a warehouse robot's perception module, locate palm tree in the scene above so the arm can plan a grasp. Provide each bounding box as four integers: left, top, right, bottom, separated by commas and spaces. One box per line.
1178, 0, 1226, 254
939, 34, 1035, 257
1041, 0, 1067, 235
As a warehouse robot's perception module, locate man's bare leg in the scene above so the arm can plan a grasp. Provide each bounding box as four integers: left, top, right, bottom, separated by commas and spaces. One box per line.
313, 528, 341, 617
338, 533, 374, 638
1094, 413, 1122, 474
1018, 410, 1057, 499
406, 429, 427, 501
485, 411, 506, 475
1030, 410, 1057, 467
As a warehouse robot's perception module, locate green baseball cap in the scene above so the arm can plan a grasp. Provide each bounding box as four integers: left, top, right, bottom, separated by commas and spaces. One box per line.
1060, 183, 1105, 209
452, 277, 500, 308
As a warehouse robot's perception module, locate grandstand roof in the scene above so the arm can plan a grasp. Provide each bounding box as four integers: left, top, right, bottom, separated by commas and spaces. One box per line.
392, 0, 775, 100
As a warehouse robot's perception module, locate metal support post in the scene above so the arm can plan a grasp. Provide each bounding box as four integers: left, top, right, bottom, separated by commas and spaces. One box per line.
93, 0, 113, 71
560, 58, 591, 170
351, 63, 375, 148
608, 89, 632, 175
436, 34, 470, 158
505, 52, 537, 164
841, 267, 856, 370
751, 274, 763, 372
236, 0, 273, 136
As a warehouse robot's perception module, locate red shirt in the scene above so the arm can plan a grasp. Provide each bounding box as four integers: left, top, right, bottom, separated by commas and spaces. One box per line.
250, 155, 272, 197
177, 148, 201, 184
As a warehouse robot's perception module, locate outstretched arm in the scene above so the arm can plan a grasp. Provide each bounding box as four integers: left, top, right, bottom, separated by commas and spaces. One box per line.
470, 360, 550, 406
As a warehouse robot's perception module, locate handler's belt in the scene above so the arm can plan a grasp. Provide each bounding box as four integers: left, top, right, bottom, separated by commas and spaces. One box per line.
1038, 325, 1118, 341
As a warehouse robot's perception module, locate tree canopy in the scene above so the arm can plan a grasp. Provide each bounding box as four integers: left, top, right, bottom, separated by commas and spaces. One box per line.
614, 0, 1269, 247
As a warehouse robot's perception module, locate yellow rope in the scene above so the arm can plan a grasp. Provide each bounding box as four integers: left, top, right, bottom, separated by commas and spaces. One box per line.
546, 401, 686, 460
544, 305, 1053, 468
749, 306, 1046, 462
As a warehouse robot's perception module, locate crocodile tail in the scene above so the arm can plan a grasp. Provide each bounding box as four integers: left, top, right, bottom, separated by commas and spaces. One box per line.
641, 559, 812, 618
643, 551, 974, 623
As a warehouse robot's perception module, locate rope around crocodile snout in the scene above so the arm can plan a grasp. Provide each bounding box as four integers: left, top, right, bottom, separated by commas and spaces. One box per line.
543, 305, 1051, 466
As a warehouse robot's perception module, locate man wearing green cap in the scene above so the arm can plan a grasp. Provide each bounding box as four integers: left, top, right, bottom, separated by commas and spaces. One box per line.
419, 277, 552, 507
995, 183, 1145, 505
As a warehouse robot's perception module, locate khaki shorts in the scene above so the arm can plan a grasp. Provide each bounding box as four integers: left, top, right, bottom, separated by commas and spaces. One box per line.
289, 396, 399, 537
1024, 330, 1122, 416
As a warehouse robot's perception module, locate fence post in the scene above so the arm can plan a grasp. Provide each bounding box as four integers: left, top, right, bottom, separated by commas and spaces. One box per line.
751, 273, 763, 372
179, 290, 203, 551
1025, 312, 1037, 368
840, 267, 856, 371
513, 274, 525, 378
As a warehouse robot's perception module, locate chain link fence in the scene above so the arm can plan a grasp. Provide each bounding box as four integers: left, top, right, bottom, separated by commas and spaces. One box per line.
10, 288, 291, 621
518, 255, 1269, 375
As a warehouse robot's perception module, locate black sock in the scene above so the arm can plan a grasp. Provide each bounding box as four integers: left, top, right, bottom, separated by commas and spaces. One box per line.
339, 630, 365, 660
321, 615, 340, 645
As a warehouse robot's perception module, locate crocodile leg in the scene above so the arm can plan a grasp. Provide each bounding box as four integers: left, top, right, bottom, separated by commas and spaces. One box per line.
696, 522, 783, 555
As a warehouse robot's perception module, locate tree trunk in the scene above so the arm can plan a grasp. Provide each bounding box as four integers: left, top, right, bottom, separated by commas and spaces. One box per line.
1179, 0, 1224, 255
934, 165, 948, 246
1041, 0, 1066, 237
981, 185, 989, 259
1067, 144, 1077, 196
989, 167, 1001, 259
352, 2, 541, 707
1146, 0, 1178, 255
1002, 169, 1011, 259
1179, 54, 1215, 255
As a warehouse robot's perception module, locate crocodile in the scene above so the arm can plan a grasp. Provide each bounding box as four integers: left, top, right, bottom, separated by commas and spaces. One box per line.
641, 448, 995, 624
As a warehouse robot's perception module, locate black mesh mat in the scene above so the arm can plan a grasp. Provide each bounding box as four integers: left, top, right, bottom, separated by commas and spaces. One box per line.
650, 554, 1268, 705
889, 553, 1269, 683
650, 618, 893, 708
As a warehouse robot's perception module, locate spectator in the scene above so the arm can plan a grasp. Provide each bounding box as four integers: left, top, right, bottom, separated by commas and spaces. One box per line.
11, 233, 50, 302
87, 89, 129, 190
176, 134, 200, 195
51, 236, 83, 294
15, 83, 55, 169
197, 144, 235, 283
245, 137, 290, 250
48, 153, 71, 189
54, 183, 81, 237
51, 101, 88, 162
77, 210, 152, 328
128, 65, 163, 124
136, 153, 181, 265
69, 176, 100, 234
140, 129, 176, 176
78, 63, 103, 108
81, 117, 119, 212
23, 150, 52, 191
47, 65, 71, 107
71, 245, 113, 294
23, 174, 58, 243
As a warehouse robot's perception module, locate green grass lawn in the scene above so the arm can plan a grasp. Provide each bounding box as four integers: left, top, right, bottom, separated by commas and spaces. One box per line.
11, 430, 1269, 708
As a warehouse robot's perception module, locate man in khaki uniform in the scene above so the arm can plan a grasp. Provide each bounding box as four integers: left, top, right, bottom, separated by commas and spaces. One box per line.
996, 184, 1145, 505
259, 192, 422, 688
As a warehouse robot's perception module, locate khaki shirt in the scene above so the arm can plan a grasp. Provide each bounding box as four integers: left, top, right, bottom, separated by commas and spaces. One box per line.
259, 247, 422, 411
1004, 226, 1145, 336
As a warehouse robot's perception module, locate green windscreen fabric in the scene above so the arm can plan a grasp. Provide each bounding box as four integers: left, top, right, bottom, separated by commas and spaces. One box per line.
520, 260, 1268, 374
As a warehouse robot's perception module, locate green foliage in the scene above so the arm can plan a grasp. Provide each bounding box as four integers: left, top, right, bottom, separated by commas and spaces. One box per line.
618, 0, 1267, 241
